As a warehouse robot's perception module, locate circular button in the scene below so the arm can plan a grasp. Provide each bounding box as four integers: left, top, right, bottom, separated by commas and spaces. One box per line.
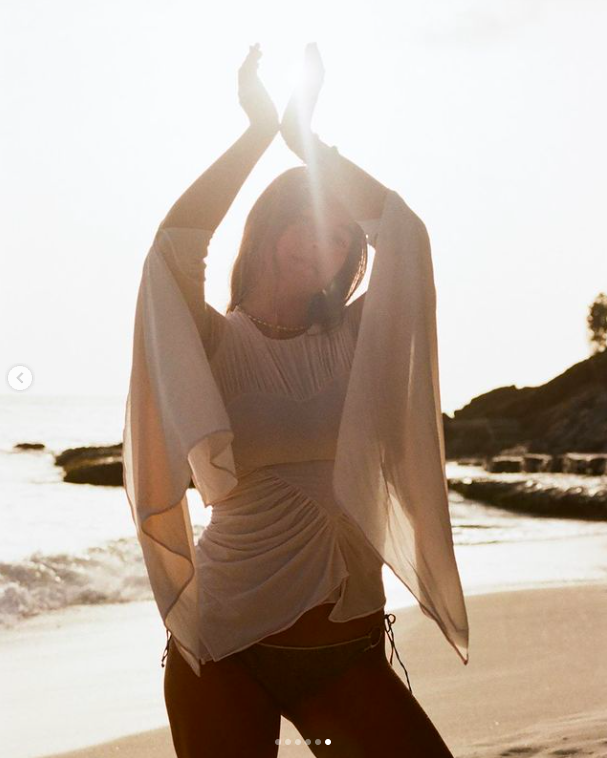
7, 365, 33, 391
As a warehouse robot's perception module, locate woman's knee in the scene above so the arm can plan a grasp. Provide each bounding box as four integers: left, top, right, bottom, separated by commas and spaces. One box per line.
163, 637, 282, 757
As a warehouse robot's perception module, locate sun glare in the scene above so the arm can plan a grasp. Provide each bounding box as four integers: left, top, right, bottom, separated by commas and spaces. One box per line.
285, 60, 308, 90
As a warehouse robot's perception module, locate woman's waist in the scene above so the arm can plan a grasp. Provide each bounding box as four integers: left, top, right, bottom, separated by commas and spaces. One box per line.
199, 459, 385, 572
210, 459, 338, 511
256, 603, 386, 647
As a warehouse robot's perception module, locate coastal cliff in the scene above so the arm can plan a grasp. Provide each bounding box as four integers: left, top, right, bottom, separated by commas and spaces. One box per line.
443, 350, 607, 459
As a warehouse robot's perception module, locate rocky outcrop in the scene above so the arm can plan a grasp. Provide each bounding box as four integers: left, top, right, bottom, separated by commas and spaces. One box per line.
448, 474, 607, 520
482, 453, 607, 475
444, 350, 607, 458
54, 444, 124, 486
53, 443, 196, 488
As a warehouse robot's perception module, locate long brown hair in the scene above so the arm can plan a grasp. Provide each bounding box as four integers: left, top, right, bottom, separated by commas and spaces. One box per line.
226, 166, 368, 333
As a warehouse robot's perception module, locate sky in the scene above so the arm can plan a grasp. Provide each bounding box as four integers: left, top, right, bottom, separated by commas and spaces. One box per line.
1, 0, 606, 414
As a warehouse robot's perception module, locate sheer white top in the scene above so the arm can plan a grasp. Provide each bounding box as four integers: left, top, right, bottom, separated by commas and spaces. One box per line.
193, 302, 386, 661
123, 186, 470, 677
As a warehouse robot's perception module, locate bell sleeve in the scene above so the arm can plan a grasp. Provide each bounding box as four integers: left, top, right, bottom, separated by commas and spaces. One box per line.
333, 189, 471, 665
122, 227, 238, 676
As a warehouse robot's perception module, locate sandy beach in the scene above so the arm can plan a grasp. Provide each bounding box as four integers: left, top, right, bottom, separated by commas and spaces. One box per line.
3, 534, 607, 758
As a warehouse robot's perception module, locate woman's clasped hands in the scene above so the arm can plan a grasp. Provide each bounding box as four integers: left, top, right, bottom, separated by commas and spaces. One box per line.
238, 42, 326, 158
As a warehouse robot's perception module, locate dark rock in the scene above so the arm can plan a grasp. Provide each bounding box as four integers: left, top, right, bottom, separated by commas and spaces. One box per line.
54, 442, 196, 488
63, 456, 124, 486
452, 385, 534, 421
13, 442, 46, 451
551, 454, 567, 473
448, 476, 607, 520
445, 417, 523, 458
444, 351, 607, 458
455, 457, 486, 467
562, 454, 607, 476
486, 456, 524, 473
54, 443, 123, 467
523, 454, 553, 473
56, 444, 125, 486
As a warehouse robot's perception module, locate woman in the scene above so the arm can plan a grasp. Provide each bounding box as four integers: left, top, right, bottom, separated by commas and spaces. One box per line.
123, 43, 469, 758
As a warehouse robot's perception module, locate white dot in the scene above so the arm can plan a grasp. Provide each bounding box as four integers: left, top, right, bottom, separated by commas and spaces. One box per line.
285, 738, 291, 744
315, 738, 321, 745
306, 738, 312, 744
295, 738, 301, 745
325, 738, 332, 745
275, 738, 281, 745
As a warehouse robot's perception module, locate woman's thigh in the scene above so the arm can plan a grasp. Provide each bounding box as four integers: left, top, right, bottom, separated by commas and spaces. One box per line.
283, 643, 455, 758
163, 636, 282, 758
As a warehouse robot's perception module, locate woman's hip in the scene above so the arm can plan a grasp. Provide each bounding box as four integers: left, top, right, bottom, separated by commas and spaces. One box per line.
232, 621, 387, 712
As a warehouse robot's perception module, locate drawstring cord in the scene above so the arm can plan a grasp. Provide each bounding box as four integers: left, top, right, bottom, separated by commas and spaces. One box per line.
161, 628, 171, 668
384, 612, 413, 694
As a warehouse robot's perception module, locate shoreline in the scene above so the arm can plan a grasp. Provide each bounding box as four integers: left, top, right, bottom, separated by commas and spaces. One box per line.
4, 533, 607, 758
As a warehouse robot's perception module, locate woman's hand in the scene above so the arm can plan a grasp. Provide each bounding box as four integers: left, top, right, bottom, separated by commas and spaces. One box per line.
281, 43, 326, 159
238, 43, 279, 137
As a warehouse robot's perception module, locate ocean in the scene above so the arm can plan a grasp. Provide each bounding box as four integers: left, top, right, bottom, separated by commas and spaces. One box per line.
2, 393, 606, 630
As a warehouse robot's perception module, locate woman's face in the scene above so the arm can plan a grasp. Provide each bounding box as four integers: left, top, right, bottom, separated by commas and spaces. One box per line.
270, 200, 356, 296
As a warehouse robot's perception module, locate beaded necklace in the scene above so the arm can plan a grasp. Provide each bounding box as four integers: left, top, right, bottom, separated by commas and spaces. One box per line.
236, 304, 310, 333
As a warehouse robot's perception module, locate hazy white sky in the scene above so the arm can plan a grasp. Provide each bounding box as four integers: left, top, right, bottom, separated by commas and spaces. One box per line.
1, 0, 606, 414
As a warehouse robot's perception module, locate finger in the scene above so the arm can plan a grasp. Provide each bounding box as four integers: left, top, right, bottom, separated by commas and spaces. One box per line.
240, 43, 261, 67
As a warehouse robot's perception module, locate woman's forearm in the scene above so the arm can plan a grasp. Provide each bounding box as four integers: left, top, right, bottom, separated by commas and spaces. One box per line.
301, 134, 389, 221
160, 124, 276, 232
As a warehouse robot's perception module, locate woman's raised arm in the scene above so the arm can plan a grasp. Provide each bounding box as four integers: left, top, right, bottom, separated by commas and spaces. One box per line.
159, 124, 276, 233
161, 44, 278, 231
280, 44, 388, 225
153, 44, 278, 357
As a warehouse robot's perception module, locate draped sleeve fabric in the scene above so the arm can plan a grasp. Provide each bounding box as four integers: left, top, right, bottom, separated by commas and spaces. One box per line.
333, 189, 470, 665
122, 226, 238, 676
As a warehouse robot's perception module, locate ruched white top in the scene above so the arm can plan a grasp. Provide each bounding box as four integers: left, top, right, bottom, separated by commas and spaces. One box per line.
194, 303, 387, 661
123, 166, 470, 678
